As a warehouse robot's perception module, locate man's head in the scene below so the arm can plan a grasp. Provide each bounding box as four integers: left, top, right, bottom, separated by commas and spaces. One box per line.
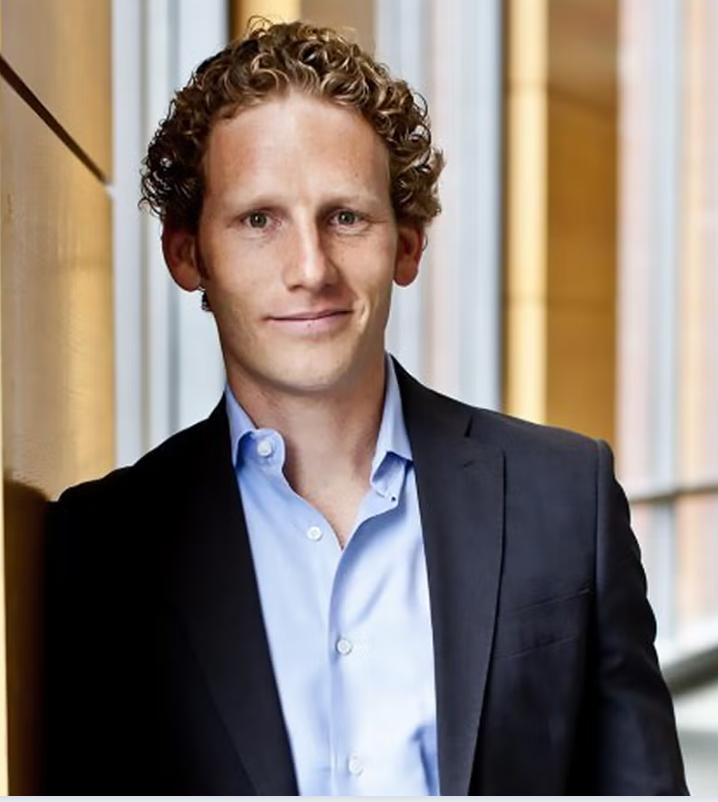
140, 20, 444, 404
140, 19, 443, 234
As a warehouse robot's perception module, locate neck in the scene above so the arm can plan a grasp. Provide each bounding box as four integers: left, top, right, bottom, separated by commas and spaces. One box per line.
228, 360, 388, 496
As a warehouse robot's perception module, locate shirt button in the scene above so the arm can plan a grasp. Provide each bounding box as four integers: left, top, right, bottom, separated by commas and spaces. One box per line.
306, 525, 323, 541
336, 638, 353, 656
256, 438, 274, 458
348, 755, 364, 776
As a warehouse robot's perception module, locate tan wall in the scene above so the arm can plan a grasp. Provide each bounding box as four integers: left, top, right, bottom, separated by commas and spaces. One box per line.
505, 0, 617, 442
0, 5, 7, 792
232, 0, 374, 50
0, 0, 114, 791
235, 0, 300, 31
0, 0, 111, 176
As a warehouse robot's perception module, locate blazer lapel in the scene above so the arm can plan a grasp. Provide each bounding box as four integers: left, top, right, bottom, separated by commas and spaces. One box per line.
396, 364, 505, 796
161, 371, 503, 796
165, 402, 298, 795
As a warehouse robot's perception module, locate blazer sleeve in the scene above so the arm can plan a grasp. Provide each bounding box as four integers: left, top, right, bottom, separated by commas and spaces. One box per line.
582, 439, 688, 794
42, 469, 138, 793
42, 490, 99, 792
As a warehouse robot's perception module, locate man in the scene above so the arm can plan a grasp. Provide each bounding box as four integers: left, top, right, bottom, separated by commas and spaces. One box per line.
43, 19, 687, 795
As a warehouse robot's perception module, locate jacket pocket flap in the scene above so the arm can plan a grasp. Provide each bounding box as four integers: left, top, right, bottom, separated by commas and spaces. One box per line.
493, 588, 591, 659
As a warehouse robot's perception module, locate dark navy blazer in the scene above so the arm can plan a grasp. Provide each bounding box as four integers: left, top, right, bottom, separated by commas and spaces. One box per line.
43, 363, 688, 794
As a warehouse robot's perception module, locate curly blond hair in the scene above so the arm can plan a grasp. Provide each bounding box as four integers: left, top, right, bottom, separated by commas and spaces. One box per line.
140, 19, 444, 232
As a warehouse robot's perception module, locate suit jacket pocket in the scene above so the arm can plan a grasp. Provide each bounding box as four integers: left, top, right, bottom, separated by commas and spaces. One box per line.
492, 587, 591, 660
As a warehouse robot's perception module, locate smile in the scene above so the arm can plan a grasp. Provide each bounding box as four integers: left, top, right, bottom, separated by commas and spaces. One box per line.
269, 309, 352, 334
273, 310, 351, 321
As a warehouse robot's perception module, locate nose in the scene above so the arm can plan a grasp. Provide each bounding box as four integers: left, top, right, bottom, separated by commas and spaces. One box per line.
283, 218, 338, 291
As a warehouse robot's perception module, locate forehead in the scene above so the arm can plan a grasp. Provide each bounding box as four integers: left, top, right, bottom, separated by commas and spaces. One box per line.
202, 92, 391, 198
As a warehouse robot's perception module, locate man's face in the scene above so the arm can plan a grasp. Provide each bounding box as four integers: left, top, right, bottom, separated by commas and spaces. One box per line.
165, 92, 422, 402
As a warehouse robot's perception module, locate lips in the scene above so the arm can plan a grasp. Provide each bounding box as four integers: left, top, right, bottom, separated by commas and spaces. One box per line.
271, 309, 350, 321
267, 308, 353, 337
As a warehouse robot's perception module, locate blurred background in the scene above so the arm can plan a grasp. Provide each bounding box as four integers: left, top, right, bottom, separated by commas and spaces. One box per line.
0, 0, 716, 793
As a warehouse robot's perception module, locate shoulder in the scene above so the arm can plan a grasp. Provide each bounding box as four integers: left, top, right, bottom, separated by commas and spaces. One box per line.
51, 401, 227, 516
46, 403, 229, 589
395, 360, 606, 471
468, 405, 614, 491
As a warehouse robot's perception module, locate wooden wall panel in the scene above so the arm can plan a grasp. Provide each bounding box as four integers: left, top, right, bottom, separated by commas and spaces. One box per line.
0, 0, 111, 178
548, 101, 616, 306
0, 3, 9, 790
1, 83, 113, 792
548, 0, 617, 112
505, 0, 617, 442
504, 0, 548, 424
302, 0, 374, 49
546, 96, 616, 440
233, 0, 300, 35
232, 0, 373, 50
1, 86, 114, 498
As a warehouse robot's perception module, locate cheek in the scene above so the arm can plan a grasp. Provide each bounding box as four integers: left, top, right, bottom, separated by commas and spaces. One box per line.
201, 244, 260, 297
358, 274, 395, 324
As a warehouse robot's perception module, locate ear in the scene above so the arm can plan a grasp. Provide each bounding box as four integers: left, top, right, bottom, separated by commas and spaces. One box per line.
161, 223, 203, 292
393, 224, 423, 287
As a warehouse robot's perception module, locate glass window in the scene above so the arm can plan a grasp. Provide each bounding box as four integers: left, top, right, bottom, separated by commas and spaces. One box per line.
618, 0, 718, 660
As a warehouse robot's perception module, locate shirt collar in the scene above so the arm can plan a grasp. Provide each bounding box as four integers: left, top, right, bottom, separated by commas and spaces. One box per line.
372, 355, 412, 471
224, 355, 413, 470
225, 384, 258, 467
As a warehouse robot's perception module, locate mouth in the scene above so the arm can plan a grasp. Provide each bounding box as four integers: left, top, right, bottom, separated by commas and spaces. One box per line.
268, 308, 352, 335
271, 309, 351, 322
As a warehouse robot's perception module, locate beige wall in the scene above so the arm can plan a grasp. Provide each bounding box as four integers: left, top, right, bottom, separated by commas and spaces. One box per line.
505, 0, 617, 442
232, 0, 374, 50
0, 0, 114, 791
0, 5, 7, 792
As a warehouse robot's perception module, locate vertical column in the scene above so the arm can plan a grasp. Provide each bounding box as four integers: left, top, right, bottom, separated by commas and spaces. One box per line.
0, 3, 8, 790
504, 0, 548, 424
616, 0, 682, 634
114, 0, 228, 457
675, 0, 717, 632
1, 0, 113, 791
232, 1, 372, 44
376, 0, 430, 381
232, 0, 300, 34
423, 0, 503, 408
505, 0, 618, 442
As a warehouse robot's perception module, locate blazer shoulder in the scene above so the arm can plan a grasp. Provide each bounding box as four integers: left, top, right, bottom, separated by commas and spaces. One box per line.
399, 362, 601, 459
469, 404, 603, 460
396, 356, 598, 444
52, 404, 225, 514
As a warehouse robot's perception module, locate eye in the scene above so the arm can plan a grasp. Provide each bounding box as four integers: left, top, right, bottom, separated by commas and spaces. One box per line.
246, 211, 270, 229
333, 209, 360, 226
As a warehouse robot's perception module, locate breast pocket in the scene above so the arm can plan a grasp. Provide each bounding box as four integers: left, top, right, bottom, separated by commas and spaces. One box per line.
492, 588, 591, 660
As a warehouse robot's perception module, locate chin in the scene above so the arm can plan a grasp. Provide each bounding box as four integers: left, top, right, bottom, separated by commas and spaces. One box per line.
231, 342, 382, 399
265, 351, 368, 396
272, 366, 354, 397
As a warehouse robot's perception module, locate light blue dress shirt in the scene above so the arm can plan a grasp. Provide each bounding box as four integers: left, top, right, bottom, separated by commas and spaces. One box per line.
225, 358, 439, 796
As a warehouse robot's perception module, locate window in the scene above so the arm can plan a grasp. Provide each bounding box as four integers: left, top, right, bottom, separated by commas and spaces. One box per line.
618, 0, 718, 662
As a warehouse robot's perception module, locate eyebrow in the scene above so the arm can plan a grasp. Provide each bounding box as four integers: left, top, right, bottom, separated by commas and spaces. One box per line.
220, 190, 388, 213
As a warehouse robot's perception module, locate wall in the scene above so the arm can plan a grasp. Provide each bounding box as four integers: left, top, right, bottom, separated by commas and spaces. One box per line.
504, 0, 617, 442
0, 0, 114, 790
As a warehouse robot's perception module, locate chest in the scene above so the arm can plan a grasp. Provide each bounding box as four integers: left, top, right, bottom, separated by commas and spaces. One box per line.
238, 465, 440, 795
